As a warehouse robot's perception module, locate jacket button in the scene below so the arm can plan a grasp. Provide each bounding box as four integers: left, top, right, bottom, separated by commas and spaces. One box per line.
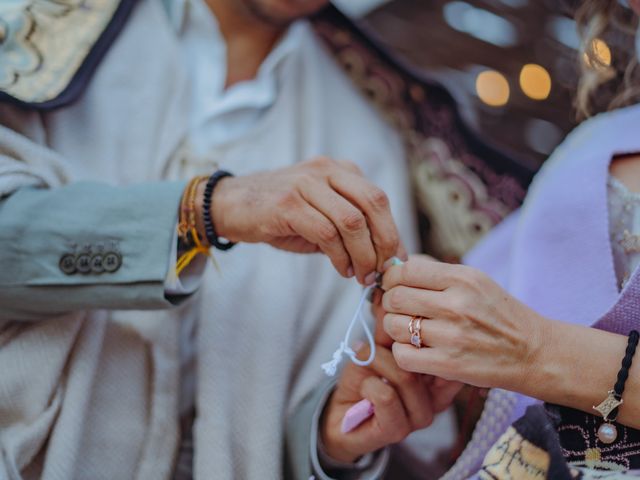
90, 254, 104, 274
103, 252, 122, 273
75, 254, 92, 274
59, 254, 76, 275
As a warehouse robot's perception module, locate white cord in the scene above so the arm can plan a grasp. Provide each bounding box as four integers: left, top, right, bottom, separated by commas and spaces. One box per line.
321, 285, 376, 376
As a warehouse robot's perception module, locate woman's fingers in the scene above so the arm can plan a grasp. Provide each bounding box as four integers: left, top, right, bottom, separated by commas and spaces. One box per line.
367, 348, 434, 429
359, 376, 411, 444
300, 178, 377, 284
382, 285, 446, 317
330, 172, 400, 273
392, 342, 450, 378
382, 256, 463, 291
382, 313, 454, 348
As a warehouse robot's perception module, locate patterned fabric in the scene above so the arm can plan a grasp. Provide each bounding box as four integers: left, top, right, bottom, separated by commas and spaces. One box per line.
556, 406, 640, 472
0, 0, 128, 106
312, 7, 534, 259
479, 405, 640, 480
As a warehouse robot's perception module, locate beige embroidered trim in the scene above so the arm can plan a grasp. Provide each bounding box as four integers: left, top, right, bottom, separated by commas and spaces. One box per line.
0, 0, 121, 104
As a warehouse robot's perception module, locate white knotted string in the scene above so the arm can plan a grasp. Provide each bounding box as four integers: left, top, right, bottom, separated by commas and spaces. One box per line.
321, 285, 376, 376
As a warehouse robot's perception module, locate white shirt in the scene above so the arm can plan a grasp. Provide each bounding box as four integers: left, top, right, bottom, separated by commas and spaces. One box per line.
158, 2, 452, 478
166, 0, 317, 415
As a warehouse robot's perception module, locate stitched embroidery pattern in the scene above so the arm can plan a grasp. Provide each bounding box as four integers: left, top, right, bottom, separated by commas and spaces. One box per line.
557, 407, 640, 472
0, 0, 120, 103
312, 19, 528, 259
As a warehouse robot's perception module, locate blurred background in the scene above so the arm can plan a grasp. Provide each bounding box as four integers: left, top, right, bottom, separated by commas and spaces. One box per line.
333, 0, 604, 166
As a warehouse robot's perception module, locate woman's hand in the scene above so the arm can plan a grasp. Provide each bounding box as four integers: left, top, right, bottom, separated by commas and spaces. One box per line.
197, 157, 403, 284
381, 255, 550, 393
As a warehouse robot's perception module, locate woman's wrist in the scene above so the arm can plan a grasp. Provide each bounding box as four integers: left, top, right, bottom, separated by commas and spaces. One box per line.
510, 315, 563, 397
513, 319, 635, 425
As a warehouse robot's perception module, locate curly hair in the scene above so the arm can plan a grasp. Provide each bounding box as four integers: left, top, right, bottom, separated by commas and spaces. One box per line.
575, 0, 640, 118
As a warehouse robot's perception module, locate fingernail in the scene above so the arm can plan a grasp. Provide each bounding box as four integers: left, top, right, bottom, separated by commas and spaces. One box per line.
364, 272, 377, 286
382, 256, 404, 271
347, 266, 354, 278
352, 340, 365, 352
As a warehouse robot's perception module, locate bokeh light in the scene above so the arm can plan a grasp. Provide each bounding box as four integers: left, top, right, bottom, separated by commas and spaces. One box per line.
519, 64, 552, 100
476, 70, 510, 107
584, 38, 612, 68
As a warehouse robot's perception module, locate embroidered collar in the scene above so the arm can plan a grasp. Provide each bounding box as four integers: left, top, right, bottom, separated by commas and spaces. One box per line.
0, 0, 137, 109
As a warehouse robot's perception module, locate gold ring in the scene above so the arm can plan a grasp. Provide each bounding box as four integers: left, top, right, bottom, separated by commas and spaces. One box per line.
409, 316, 423, 349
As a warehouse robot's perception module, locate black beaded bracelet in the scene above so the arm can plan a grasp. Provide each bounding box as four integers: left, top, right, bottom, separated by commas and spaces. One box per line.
202, 170, 236, 251
593, 329, 639, 444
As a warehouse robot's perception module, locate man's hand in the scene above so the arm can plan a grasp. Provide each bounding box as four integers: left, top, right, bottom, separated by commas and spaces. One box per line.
320, 288, 462, 464
199, 157, 402, 284
320, 344, 462, 463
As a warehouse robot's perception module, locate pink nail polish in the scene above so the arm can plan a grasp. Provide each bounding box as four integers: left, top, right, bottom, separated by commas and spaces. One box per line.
347, 266, 354, 278
341, 399, 375, 433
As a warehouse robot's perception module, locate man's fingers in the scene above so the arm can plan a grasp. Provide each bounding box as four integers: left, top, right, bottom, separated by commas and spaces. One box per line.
329, 172, 400, 272
360, 376, 411, 444
300, 179, 377, 284
337, 159, 364, 176
382, 256, 461, 292
367, 348, 434, 429
287, 203, 352, 278
431, 380, 464, 413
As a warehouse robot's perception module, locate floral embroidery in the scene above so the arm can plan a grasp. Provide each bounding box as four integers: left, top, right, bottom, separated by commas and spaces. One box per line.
313, 20, 528, 259
0, 0, 120, 104
0, 2, 39, 88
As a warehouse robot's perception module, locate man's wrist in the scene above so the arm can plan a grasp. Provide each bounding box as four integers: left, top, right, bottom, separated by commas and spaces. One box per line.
210, 175, 234, 241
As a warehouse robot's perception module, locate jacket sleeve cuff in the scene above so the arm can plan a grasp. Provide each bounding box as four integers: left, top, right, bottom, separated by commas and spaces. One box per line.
163, 226, 207, 300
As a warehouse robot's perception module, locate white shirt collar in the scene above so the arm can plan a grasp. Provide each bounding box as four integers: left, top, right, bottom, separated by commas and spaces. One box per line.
167, 0, 310, 150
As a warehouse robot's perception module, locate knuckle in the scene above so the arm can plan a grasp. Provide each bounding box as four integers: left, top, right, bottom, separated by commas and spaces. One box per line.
310, 156, 336, 170
340, 211, 367, 234
317, 223, 340, 244
386, 289, 404, 312
447, 295, 470, 317
368, 187, 389, 210
376, 385, 397, 408
376, 232, 399, 257
340, 160, 362, 174
458, 265, 486, 287
294, 172, 316, 188
276, 190, 299, 209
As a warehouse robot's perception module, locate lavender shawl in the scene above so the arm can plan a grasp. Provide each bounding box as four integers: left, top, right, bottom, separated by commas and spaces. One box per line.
439, 103, 640, 479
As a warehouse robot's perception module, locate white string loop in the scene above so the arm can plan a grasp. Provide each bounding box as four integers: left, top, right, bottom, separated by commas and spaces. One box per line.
321, 285, 376, 376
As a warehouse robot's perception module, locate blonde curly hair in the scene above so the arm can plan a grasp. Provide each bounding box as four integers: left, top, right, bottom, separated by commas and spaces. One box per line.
575, 0, 640, 118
